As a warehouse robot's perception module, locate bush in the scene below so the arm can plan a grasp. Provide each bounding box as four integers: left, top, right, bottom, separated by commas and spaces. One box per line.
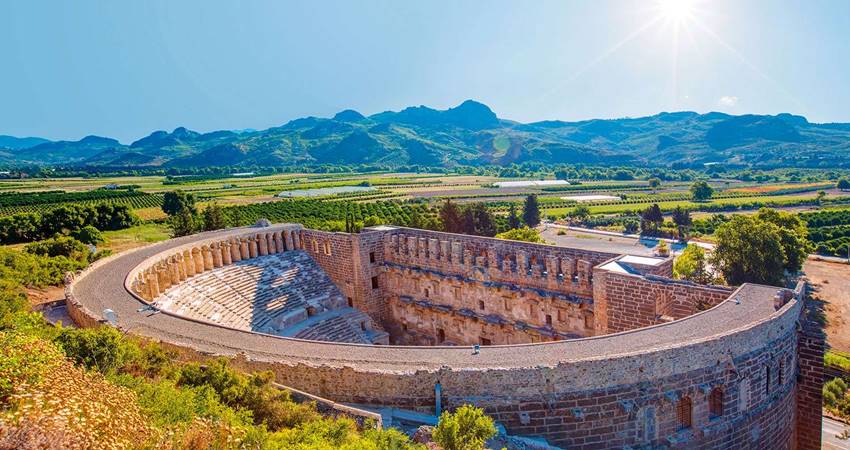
72, 225, 104, 245
432, 405, 497, 450
24, 236, 91, 262
495, 227, 545, 243
55, 326, 139, 375
178, 358, 321, 430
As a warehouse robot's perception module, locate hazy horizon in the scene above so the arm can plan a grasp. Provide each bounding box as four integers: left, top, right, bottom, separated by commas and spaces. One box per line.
2, 0, 849, 141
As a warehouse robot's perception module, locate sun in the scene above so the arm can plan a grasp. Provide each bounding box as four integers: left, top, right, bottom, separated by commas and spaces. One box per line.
657, 0, 696, 24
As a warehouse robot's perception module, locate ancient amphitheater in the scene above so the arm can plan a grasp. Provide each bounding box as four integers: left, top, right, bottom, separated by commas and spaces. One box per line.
66, 223, 824, 449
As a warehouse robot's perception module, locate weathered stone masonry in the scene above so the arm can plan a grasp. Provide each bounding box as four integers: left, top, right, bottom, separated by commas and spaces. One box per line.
74, 224, 823, 449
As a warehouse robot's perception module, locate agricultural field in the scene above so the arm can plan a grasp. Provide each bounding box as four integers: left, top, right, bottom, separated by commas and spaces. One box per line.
0, 171, 847, 255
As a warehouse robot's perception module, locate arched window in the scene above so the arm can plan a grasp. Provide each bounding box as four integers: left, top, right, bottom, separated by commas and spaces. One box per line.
676, 396, 692, 430
709, 387, 723, 418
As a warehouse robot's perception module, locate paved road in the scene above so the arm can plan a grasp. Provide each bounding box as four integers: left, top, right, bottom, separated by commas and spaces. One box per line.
824, 417, 850, 449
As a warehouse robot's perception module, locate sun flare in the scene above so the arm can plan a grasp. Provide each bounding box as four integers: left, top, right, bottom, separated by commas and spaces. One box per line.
657, 0, 696, 24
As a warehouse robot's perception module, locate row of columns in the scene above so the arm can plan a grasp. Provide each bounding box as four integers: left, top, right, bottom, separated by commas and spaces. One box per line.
132, 229, 304, 301
387, 233, 595, 289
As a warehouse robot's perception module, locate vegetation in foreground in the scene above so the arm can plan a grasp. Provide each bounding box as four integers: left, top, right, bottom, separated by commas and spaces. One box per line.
0, 239, 499, 448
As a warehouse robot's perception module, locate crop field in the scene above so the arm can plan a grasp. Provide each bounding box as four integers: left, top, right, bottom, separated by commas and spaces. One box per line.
0, 172, 846, 253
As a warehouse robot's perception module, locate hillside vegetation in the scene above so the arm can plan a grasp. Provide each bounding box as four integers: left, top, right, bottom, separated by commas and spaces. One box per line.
3, 101, 850, 169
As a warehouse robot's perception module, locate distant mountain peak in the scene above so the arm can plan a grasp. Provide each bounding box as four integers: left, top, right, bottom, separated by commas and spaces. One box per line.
333, 109, 366, 122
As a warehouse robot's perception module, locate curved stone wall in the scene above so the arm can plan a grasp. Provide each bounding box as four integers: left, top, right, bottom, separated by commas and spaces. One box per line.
67, 225, 819, 449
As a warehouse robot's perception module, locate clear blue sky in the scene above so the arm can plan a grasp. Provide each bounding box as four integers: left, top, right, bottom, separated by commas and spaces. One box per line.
2, 0, 848, 142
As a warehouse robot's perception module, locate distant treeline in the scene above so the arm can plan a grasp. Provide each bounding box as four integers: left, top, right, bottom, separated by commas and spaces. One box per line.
6, 162, 847, 183
0, 203, 137, 244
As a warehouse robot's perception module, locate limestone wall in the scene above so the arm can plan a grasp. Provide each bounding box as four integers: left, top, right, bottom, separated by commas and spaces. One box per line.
385, 265, 592, 345
381, 227, 627, 299
127, 224, 304, 302
592, 267, 734, 334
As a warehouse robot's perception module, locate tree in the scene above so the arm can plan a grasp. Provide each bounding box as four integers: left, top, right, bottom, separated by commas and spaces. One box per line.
432, 404, 497, 450
711, 215, 786, 286
507, 204, 521, 230
754, 208, 812, 274
569, 204, 591, 222
640, 204, 663, 235
522, 194, 541, 227
162, 191, 197, 216
690, 181, 714, 202
202, 203, 227, 231
461, 203, 496, 237
673, 244, 712, 284
837, 179, 850, 191
72, 225, 104, 245
439, 200, 463, 233
169, 208, 198, 237
648, 177, 662, 193
671, 206, 692, 240
623, 218, 639, 234
495, 227, 545, 243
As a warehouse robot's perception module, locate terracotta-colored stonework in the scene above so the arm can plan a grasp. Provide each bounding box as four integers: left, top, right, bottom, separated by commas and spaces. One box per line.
67, 224, 822, 449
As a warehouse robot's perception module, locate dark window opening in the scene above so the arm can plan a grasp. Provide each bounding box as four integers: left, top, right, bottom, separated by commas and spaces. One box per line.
676, 396, 692, 430
371, 276, 379, 289
478, 300, 485, 311
369, 252, 376, 263
437, 328, 445, 343
424, 288, 429, 298
360, 322, 367, 331
347, 297, 353, 307
545, 314, 552, 326
709, 388, 723, 418
480, 338, 492, 346
306, 306, 317, 317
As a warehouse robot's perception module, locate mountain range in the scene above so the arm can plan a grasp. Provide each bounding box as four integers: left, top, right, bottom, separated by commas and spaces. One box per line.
2, 100, 849, 169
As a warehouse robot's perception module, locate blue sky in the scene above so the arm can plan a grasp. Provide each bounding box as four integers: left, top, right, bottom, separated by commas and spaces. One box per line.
2, 0, 849, 142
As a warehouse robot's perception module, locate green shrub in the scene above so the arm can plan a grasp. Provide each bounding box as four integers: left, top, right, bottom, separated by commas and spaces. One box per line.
0, 330, 64, 400
432, 404, 497, 450
25, 236, 91, 262
55, 326, 139, 374
178, 358, 321, 430
72, 225, 104, 245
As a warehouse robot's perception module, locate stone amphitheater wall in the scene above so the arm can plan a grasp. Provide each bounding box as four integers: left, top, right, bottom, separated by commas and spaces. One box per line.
592, 268, 736, 334
204, 287, 804, 449
66, 225, 822, 449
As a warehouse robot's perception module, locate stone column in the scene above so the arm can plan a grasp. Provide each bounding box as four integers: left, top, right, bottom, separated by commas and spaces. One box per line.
240, 238, 250, 260
273, 232, 283, 253
146, 269, 159, 299
192, 248, 204, 274
175, 254, 187, 281
516, 251, 529, 275
418, 237, 428, 260
202, 245, 214, 270
211, 243, 223, 268
156, 265, 171, 291
562, 257, 576, 281
284, 231, 294, 251
407, 236, 418, 259
292, 231, 301, 250
258, 234, 269, 256
221, 241, 232, 265
451, 241, 462, 265
428, 238, 439, 261
439, 240, 450, 264
248, 237, 258, 258
183, 250, 195, 277
577, 260, 593, 289
230, 238, 241, 262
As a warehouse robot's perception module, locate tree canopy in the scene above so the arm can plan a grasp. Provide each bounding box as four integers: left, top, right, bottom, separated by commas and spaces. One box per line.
711, 214, 787, 286
522, 194, 541, 227
161, 191, 197, 216
690, 181, 714, 201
